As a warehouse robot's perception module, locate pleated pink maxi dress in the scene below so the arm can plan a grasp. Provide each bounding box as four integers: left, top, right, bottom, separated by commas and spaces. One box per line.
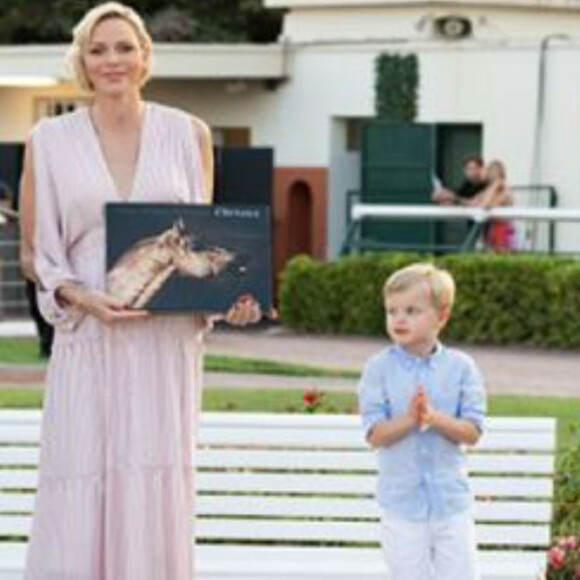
24, 102, 210, 580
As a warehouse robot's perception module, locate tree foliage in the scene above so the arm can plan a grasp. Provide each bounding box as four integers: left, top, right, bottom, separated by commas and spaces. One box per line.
0, 0, 283, 44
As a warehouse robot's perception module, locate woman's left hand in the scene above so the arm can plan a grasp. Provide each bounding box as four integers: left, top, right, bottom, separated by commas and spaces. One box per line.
223, 294, 262, 326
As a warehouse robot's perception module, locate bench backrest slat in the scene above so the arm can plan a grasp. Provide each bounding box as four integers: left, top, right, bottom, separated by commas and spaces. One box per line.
0, 515, 552, 548
0, 494, 553, 523
0, 447, 556, 475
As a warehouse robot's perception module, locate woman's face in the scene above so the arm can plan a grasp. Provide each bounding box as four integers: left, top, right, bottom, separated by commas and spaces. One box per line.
83, 17, 148, 96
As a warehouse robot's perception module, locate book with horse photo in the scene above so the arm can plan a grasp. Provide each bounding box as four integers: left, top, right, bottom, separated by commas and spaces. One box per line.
105, 203, 272, 313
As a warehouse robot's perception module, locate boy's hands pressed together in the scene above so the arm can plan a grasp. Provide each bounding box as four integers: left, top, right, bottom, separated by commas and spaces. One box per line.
365, 384, 482, 449
412, 385, 481, 445
415, 385, 428, 427
407, 388, 423, 425
410, 385, 432, 431
415, 385, 442, 431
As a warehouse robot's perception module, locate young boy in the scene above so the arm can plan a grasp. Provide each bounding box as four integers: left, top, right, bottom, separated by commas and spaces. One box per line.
357, 263, 486, 580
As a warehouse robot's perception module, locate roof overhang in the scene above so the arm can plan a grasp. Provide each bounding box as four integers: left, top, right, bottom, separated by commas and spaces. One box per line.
0, 43, 287, 87
265, 0, 580, 10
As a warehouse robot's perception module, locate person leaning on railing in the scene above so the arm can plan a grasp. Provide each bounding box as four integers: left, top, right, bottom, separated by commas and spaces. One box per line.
432, 154, 488, 207
464, 160, 515, 252
432, 157, 515, 251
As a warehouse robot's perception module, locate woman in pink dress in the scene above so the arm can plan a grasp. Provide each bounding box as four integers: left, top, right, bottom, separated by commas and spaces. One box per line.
18, 2, 261, 578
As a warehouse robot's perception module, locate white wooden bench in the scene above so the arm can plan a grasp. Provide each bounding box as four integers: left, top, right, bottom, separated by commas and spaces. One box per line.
0, 411, 556, 580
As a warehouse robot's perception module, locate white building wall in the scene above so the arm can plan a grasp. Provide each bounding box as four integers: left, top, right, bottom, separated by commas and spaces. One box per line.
418, 42, 540, 183
1, 29, 579, 254
259, 40, 580, 254
278, 3, 580, 41
0, 88, 35, 141
529, 47, 580, 248
329, 119, 361, 255
0, 83, 80, 141
267, 0, 580, 254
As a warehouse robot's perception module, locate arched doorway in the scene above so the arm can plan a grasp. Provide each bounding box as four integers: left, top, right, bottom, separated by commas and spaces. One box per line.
287, 180, 313, 257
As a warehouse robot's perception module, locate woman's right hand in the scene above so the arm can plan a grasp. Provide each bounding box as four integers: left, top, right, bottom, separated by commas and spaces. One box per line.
56, 284, 150, 325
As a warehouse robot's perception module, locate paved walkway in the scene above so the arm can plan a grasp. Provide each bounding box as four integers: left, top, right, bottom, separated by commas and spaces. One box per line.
205, 326, 580, 397
1, 322, 579, 397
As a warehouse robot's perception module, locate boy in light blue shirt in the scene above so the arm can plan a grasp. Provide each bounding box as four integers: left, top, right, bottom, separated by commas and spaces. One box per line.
358, 263, 486, 580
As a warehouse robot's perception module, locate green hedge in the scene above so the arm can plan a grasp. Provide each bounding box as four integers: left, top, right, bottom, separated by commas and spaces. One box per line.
554, 421, 580, 537
375, 53, 419, 122
278, 253, 580, 348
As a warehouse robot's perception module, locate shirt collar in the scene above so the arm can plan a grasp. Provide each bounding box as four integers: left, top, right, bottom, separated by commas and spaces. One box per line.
390, 341, 444, 371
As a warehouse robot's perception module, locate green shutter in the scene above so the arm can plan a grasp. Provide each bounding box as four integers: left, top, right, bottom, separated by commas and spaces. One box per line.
361, 120, 436, 250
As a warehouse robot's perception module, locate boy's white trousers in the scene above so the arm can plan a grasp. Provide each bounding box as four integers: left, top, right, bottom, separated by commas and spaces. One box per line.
379, 508, 480, 580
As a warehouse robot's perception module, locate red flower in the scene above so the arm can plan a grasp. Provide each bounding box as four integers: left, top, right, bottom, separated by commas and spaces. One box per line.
556, 535, 579, 551
304, 389, 320, 406
548, 547, 566, 569
303, 388, 324, 413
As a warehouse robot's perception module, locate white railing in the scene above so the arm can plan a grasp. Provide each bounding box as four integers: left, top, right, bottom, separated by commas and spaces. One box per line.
343, 202, 580, 254
351, 204, 580, 222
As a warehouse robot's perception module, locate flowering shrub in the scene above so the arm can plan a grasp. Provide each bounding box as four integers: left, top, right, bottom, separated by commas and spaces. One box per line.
303, 388, 324, 413
545, 536, 580, 579
554, 420, 580, 538
546, 414, 580, 579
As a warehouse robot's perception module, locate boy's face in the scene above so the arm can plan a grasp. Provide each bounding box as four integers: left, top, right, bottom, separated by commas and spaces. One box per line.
385, 284, 449, 353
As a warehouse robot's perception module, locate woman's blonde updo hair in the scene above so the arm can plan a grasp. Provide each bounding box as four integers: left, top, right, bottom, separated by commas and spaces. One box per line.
487, 159, 507, 181
66, 1, 153, 92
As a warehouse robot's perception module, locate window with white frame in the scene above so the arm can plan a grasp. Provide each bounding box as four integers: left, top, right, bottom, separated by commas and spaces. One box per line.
34, 97, 91, 120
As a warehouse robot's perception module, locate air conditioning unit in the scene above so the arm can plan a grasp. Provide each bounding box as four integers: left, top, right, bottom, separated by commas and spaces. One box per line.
434, 16, 473, 39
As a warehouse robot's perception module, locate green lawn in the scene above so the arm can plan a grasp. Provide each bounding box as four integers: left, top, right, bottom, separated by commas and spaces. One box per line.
0, 338, 356, 378
489, 395, 579, 451
206, 356, 357, 378
0, 338, 40, 364
2, 338, 577, 448
0, 387, 576, 450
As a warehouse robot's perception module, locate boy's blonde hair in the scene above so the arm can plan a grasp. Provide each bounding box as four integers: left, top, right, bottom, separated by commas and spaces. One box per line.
383, 263, 456, 313
66, 1, 153, 92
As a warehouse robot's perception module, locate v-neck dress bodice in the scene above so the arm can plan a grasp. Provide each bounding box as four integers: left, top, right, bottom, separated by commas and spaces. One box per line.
84, 104, 150, 203
24, 102, 209, 580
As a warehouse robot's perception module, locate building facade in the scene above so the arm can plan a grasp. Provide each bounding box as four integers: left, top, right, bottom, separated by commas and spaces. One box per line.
1, 0, 580, 274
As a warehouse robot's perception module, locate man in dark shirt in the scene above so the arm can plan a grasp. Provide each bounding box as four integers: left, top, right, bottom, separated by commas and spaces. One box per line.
432, 155, 488, 205
431, 155, 490, 249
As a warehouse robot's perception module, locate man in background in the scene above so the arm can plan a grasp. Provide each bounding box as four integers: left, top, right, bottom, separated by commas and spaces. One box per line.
432, 155, 488, 206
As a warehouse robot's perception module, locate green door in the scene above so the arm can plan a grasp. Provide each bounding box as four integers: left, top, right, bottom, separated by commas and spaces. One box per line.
361, 120, 436, 250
